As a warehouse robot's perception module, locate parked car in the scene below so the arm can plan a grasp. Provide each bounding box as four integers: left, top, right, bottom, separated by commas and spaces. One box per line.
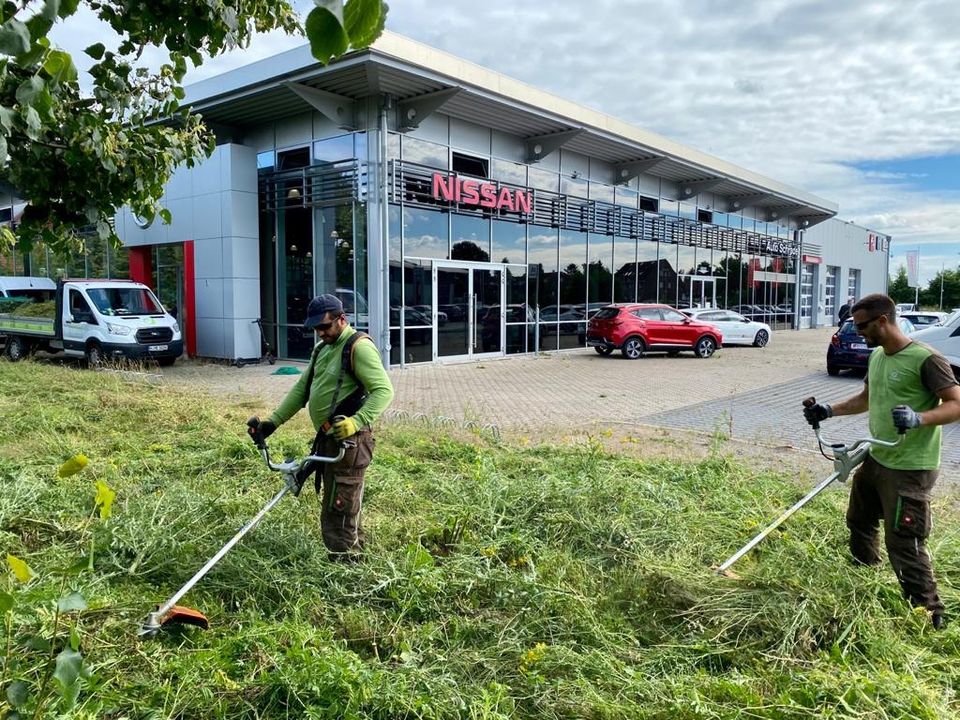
682, 308, 771, 347
413, 304, 448, 326
827, 316, 917, 375
586, 303, 723, 359
899, 311, 946, 329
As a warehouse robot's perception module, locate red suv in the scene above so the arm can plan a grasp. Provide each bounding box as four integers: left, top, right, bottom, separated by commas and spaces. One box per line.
587, 304, 723, 359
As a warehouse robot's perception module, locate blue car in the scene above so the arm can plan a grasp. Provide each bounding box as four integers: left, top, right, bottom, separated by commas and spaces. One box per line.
827, 317, 915, 375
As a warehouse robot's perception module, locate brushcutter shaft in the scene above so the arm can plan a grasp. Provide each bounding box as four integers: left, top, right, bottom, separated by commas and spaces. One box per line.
716, 468, 842, 573
152, 482, 293, 622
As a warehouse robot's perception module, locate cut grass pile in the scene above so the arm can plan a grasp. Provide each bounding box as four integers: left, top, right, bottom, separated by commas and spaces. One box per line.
1, 360, 960, 718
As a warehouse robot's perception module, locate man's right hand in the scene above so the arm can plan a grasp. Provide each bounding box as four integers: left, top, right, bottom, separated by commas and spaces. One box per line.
803, 402, 832, 427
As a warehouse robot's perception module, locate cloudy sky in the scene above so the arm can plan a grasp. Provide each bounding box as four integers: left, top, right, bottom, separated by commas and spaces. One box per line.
52, 0, 960, 284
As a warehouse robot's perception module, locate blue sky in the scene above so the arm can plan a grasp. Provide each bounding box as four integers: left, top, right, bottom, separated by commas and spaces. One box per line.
48, 0, 960, 287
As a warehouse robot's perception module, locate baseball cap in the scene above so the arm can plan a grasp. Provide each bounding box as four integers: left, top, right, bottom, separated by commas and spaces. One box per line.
304, 293, 344, 329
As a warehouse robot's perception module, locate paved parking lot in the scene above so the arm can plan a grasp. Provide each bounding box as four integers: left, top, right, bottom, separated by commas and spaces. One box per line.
163, 325, 960, 482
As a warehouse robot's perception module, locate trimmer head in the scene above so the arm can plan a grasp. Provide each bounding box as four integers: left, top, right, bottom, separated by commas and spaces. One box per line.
138, 605, 209, 638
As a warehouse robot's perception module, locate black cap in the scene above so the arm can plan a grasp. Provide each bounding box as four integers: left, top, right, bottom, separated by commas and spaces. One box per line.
304, 293, 344, 329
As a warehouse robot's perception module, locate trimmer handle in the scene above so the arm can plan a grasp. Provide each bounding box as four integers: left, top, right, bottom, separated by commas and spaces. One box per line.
891, 405, 911, 435
802, 396, 820, 430
246, 416, 267, 450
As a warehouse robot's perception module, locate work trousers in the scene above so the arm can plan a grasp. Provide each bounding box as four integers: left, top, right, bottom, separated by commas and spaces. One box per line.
313, 430, 375, 559
847, 455, 944, 614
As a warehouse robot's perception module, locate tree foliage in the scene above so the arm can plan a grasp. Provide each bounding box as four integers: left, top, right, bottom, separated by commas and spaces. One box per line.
0, 0, 387, 256
889, 264, 960, 310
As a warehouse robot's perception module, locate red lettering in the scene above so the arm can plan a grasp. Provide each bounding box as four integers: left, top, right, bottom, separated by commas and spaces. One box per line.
479, 183, 497, 208
496, 187, 515, 212
461, 179, 480, 205
515, 190, 531, 215
432, 173, 455, 202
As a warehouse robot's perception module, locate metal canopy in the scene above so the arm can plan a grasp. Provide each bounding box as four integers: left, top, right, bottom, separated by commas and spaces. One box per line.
184, 33, 837, 226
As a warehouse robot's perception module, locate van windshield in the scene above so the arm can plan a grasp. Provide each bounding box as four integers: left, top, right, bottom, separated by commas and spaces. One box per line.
7, 289, 54, 302
86, 287, 164, 316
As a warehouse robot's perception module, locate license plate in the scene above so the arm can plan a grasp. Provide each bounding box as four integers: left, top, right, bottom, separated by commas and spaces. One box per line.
148, 344, 169, 352
851, 343, 867, 350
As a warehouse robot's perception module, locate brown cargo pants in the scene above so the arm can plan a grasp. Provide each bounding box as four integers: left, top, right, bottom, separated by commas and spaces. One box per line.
846, 454, 944, 615
313, 430, 375, 560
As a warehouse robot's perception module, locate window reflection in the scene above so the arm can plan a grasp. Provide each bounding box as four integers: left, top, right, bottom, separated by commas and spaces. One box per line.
587, 233, 612, 312
402, 136, 448, 169
403, 207, 449, 259
613, 235, 636, 303
559, 230, 586, 320
492, 220, 525, 264
528, 225, 558, 319
452, 214, 490, 261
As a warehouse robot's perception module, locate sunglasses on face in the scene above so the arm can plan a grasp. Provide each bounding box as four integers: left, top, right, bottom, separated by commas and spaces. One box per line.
854, 315, 883, 332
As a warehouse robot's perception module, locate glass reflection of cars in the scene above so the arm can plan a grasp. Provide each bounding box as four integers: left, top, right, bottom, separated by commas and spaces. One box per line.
413, 304, 447, 326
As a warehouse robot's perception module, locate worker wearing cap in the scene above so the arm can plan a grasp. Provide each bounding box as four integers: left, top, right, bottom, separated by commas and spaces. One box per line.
249, 294, 394, 559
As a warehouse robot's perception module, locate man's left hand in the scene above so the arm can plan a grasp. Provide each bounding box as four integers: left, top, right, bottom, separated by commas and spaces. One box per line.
332, 415, 358, 439
892, 405, 922, 431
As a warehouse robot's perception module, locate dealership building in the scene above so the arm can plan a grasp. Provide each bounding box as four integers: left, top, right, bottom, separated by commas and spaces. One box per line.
106, 31, 891, 365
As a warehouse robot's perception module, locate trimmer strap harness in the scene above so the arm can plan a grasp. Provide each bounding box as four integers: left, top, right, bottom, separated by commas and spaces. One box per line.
302, 332, 370, 437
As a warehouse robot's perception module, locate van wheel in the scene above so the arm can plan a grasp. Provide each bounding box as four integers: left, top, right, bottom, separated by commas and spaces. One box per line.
86, 343, 104, 368
694, 336, 717, 358
6, 336, 31, 362
753, 330, 769, 347
621, 337, 646, 359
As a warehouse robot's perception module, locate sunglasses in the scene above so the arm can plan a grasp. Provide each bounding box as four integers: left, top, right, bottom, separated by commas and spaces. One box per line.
854, 315, 884, 332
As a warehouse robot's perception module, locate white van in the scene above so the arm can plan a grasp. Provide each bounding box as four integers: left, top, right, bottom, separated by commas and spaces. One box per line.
0, 276, 56, 301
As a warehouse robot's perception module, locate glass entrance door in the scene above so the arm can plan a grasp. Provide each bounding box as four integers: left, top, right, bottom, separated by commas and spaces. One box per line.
689, 277, 717, 308
434, 262, 504, 361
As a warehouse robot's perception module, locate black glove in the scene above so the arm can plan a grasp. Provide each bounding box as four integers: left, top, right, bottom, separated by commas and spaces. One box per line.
803, 402, 832, 427
246, 416, 277, 447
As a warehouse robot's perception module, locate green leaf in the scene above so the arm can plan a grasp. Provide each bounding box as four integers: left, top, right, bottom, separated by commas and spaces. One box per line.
58, 0, 79, 18
344, 0, 386, 48
7, 554, 33, 583
0, 589, 13, 612
26, 11, 54, 41
63, 556, 90, 575
57, 591, 87, 613
53, 648, 82, 710
42, 0, 61, 21
6, 680, 29, 709
305, 6, 349, 64
23, 105, 41, 140
15, 74, 44, 104
159, 208, 172, 225
94, 479, 115, 519
0, 18, 31, 56
84, 42, 105, 60
0, 104, 14, 132
43, 48, 76, 84
25, 636, 52, 652
315, 0, 344, 24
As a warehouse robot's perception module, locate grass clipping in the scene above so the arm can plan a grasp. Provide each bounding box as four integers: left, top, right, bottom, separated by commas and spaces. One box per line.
1, 361, 959, 719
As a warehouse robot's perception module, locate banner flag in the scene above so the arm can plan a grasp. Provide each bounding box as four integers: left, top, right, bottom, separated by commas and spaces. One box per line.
906, 250, 919, 288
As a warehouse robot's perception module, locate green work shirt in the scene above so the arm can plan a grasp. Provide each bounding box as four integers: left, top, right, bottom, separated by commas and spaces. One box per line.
867, 341, 954, 470
268, 326, 394, 433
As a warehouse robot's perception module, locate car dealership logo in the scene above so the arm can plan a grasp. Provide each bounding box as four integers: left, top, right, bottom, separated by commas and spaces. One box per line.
432, 173, 532, 215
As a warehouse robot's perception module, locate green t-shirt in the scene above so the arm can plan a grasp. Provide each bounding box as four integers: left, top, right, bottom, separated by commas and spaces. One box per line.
867, 341, 955, 470
269, 325, 395, 433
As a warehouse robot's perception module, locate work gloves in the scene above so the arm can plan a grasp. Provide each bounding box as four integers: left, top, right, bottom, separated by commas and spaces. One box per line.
803, 402, 832, 427
332, 415, 358, 440
246, 416, 277, 446
892, 405, 922, 431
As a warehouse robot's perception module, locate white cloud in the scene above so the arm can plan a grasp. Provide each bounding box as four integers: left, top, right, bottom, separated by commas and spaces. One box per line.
47, 1, 960, 282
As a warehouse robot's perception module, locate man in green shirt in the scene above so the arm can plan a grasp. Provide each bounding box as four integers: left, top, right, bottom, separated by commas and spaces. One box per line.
249, 294, 394, 560
804, 293, 960, 628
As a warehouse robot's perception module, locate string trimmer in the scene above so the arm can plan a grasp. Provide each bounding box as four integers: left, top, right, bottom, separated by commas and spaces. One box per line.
138, 418, 347, 637
716, 396, 906, 574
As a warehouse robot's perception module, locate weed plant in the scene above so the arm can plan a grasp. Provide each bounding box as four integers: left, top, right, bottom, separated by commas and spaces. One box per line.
1, 361, 959, 718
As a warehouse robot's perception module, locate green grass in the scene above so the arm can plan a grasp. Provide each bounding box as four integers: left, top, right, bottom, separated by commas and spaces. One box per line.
2, 360, 960, 718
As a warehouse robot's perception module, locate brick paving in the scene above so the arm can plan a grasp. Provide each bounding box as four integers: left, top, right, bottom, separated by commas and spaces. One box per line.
162, 325, 960, 482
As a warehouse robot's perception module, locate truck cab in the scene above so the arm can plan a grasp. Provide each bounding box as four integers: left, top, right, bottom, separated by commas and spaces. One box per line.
1, 279, 183, 366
